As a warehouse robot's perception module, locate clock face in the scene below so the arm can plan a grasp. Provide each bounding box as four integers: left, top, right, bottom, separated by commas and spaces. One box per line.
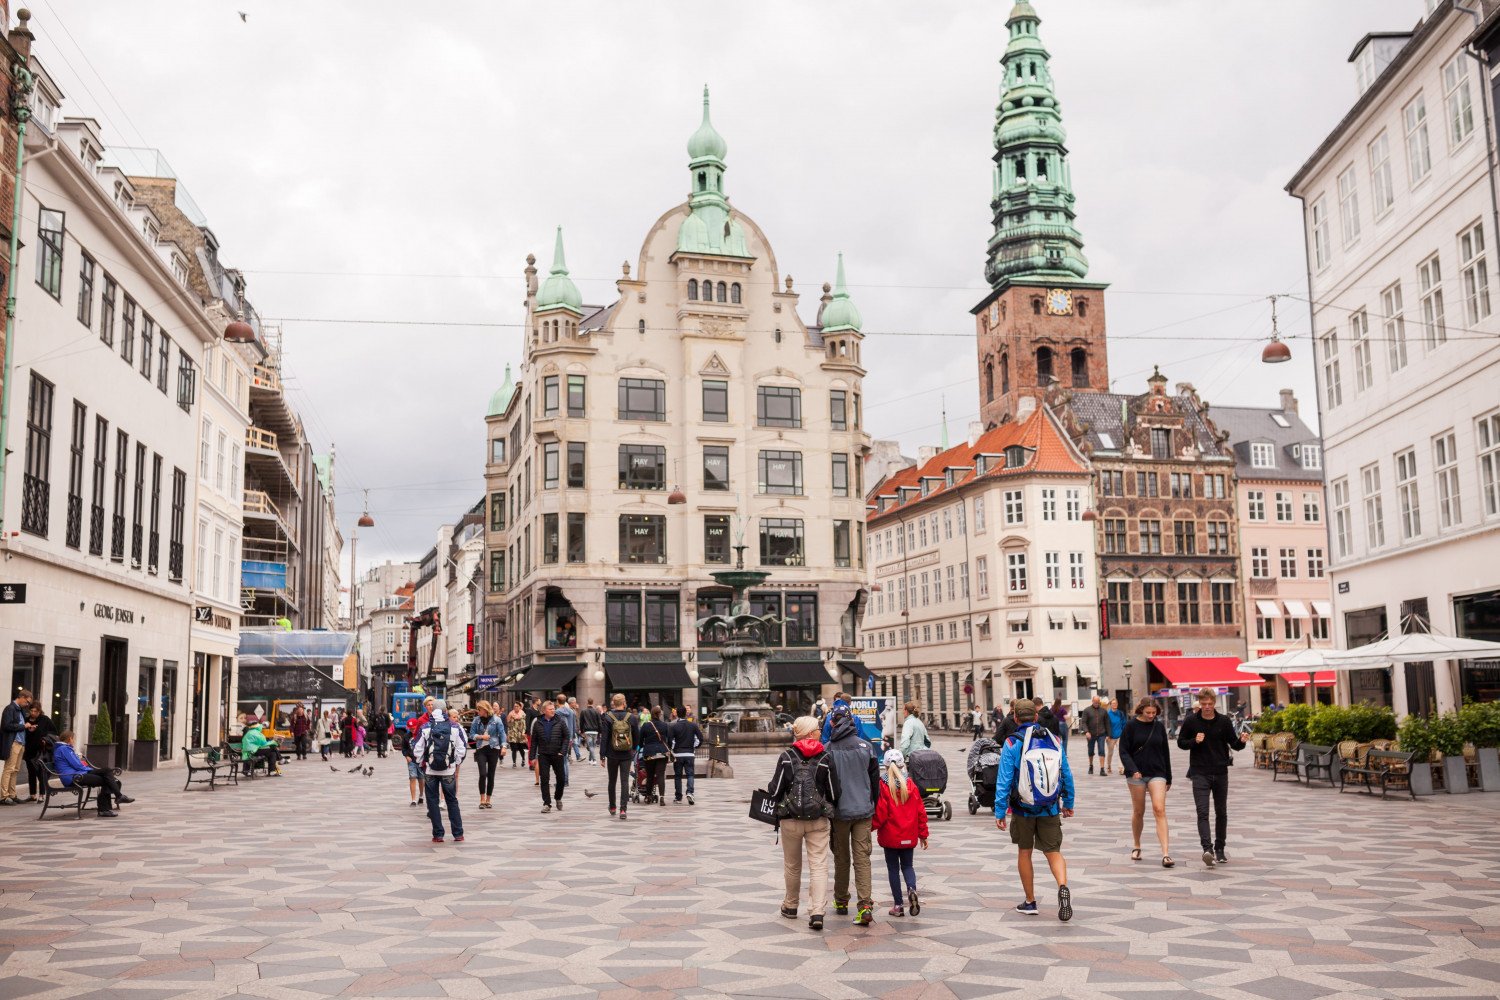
1047, 288, 1073, 315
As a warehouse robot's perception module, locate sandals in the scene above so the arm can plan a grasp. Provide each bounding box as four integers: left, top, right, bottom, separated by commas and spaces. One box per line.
780, 905, 798, 919
1162, 855, 1175, 868
1130, 847, 1142, 861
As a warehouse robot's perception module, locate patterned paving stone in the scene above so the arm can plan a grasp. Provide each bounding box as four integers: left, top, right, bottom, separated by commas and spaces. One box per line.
2, 737, 1499, 999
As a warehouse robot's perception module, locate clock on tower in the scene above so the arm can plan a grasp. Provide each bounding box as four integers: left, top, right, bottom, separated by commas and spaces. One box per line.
1046, 288, 1073, 315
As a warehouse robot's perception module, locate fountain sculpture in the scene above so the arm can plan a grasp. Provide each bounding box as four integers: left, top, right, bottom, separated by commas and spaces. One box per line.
696, 544, 791, 749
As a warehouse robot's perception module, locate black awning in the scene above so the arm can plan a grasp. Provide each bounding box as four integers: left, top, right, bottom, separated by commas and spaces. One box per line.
606, 661, 693, 691
837, 659, 872, 682
515, 662, 585, 693
769, 661, 835, 687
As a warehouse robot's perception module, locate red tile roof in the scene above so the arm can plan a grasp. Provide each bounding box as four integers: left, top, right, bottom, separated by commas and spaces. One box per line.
866, 406, 1088, 526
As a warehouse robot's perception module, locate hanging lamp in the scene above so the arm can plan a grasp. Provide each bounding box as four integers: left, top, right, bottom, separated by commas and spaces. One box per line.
1261, 295, 1292, 364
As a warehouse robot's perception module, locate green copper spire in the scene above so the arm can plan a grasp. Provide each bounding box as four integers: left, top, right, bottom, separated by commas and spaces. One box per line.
984, 1, 1090, 290
487, 363, 515, 418
536, 226, 584, 315
677, 86, 750, 257
820, 253, 863, 333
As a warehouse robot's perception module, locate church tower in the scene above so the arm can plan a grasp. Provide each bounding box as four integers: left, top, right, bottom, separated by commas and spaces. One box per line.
974, 1, 1109, 427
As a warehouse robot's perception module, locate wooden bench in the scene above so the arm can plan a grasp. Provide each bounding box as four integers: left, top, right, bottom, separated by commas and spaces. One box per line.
36, 757, 93, 819
182, 746, 236, 790
1339, 749, 1416, 800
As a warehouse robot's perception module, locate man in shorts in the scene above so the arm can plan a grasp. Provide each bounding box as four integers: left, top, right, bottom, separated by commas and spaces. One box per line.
993, 700, 1075, 921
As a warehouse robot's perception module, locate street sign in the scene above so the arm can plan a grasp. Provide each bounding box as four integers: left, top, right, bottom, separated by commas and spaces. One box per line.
0, 583, 26, 604
477, 674, 498, 688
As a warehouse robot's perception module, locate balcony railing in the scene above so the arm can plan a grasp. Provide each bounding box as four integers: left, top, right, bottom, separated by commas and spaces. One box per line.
251, 364, 282, 392
246, 426, 278, 451
243, 488, 282, 519
88, 504, 105, 556
21, 474, 49, 537
65, 494, 82, 548
110, 513, 126, 561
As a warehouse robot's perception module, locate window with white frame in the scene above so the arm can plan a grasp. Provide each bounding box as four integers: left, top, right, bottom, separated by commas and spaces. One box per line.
946, 565, 956, 602
1404, 93, 1432, 184
1312, 617, 1331, 641
1247, 490, 1265, 521
1333, 477, 1353, 558
1006, 551, 1028, 593
1362, 463, 1385, 549
1308, 548, 1325, 578
1065, 488, 1081, 521
1320, 331, 1342, 409
1044, 551, 1060, 590
1251, 442, 1274, 468
959, 561, 970, 598
1286, 616, 1304, 641
973, 496, 986, 532
1300, 443, 1322, 470
1481, 410, 1500, 517
1351, 309, 1373, 393
1442, 55, 1475, 148
1041, 488, 1056, 521
1009, 614, 1030, 636
1256, 616, 1275, 641
1279, 547, 1298, 578
1382, 281, 1408, 372
1311, 196, 1331, 269
1275, 491, 1293, 522
199, 419, 211, 482
1368, 130, 1394, 218
1459, 221, 1491, 325
1396, 448, 1421, 539
1069, 551, 1085, 589
976, 556, 989, 598
1434, 430, 1461, 529
956, 501, 966, 534
1337, 165, 1360, 246
1003, 489, 1024, 524
1303, 492, 1321, 522
1418, 253, 1446, 348
1251, 547, 1270, 578
921, 571, 930, 606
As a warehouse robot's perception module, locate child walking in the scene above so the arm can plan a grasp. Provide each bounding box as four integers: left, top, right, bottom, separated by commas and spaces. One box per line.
352, 719, 367, 757
872, 749, 929, 917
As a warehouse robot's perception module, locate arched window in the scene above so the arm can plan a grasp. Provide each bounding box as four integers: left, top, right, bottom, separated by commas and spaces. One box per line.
638, 319, 646, 334
687, 279, 698, 301
1036, 155, 1048, 181
985, 362, 995, 403
1036, 346, 1054, 386
1071, 348, 1089, 387
697, 171, 706, 191
774, 328, 783, 344
1032, 298, 1042, 315
716, 281, 727, 303
730, 282, 742, 304
1001, 352, 1010, 394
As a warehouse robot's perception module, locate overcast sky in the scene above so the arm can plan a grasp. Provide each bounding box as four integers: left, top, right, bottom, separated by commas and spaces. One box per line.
34, 0, 1424, 567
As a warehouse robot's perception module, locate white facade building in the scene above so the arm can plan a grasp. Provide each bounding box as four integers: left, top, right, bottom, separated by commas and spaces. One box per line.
863, 408, 1101, 727
1287, 2, 1500, 713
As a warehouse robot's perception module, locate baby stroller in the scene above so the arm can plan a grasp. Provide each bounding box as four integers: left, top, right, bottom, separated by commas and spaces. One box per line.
966, 737, 1002, 815
630, 748, 667, 805
907, 747, 952, 821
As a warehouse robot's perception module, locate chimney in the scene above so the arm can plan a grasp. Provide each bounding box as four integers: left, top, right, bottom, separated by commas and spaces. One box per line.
1016, 395, 1037, 421
916, 445, 939, 466
968, 421, 985, 447
1279, 388, 1297, 414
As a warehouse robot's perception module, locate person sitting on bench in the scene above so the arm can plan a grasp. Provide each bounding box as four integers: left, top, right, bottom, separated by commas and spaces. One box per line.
52, 730, 132, 817
240, 718, 283, 776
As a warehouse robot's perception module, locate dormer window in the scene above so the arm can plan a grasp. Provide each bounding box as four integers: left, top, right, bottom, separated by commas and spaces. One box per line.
1004, 445, 1028, 468
1251, 442, 1275, 468
975, 453, 1000, 475
1299, 443, 1322, 470
1151, 429, 1173, 459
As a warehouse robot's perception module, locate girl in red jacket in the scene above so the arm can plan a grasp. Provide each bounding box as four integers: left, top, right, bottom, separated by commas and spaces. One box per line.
872, 748, 929, 916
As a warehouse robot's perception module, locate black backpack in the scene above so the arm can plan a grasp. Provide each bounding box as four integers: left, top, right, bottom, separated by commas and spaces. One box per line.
423, 720, 455, 769
777, 752, 831, 820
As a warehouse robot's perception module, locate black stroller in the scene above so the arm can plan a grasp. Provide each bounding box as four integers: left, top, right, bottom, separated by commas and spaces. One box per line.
907, 747, 952, 821
966, 737, 1002, 815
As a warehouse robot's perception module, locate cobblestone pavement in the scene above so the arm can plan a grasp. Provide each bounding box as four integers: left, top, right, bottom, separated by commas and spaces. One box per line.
1, 735, 1499, 1000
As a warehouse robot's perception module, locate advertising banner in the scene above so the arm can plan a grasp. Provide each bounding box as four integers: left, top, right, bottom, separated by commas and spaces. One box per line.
849, 697, 888, 742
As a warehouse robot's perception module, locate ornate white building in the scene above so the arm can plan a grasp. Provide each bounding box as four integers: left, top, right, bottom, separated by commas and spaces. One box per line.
482, 90, 872, 714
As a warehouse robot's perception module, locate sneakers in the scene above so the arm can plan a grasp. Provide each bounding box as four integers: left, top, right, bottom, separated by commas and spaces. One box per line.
97, 810, 119, 818
834, 901, 849, 916
555, 801, 563, 811
1215, 850, 1229, 865
686, 793, 695, 805
889, 905, 905, 917
431, 836, 444, 843
1014, 900, 1038, 916
541, 804, 552, 813
454, 836, 465, 843
854, 906, 874, 927
116, 795, 134, 804
908, 889, 920, 916
410, 801, 418, 807
619, 810, 627, 821
609, 806, 617, 816
1088, 763, 1094, 774
1202, 849, 1216, 867
1057, 885, 1073, 922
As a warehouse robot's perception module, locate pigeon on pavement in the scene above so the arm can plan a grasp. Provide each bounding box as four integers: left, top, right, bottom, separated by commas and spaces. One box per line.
347, 764, 362, 773
583, 788, 597, 798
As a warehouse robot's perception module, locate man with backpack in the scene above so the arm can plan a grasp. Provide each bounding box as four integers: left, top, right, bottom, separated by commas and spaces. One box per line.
765, 717, 842, 932
529, 700, 571, 813
823, 705, 881, 927
411, 699, 467, 843
993, 700, 1075, 921
599, 693, 640, 820
669, 707, 703, 805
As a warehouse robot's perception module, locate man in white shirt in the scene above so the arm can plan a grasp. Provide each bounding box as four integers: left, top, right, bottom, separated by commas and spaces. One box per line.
412, 699, 468, 843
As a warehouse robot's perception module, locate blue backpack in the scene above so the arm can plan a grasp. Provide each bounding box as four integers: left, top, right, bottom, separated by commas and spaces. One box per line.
1010, 725, 1063, 812
423, 720, 456, 769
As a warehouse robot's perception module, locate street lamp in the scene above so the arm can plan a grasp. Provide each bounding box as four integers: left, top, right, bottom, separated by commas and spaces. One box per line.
1261, 295, 1292, 364
1123, 657, 1133, 707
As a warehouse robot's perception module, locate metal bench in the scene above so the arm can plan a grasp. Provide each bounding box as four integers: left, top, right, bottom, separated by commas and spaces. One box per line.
1339, 749, 1416, 800
37, 757, 94, 820
182, 746, 235, 790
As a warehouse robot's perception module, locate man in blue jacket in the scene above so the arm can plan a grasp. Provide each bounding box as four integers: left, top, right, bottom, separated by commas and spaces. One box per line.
52, 730, 132, 817
993, 700, 1075, 921
820, 692, 851, 743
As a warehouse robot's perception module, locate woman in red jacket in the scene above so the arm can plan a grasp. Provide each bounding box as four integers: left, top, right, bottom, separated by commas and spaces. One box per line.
872, 748, 929, 916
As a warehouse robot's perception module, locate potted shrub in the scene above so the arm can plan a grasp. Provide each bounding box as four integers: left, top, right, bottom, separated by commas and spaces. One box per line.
1278, 703, 1316, 744
1252, 708, 1282, 735
86, 703, 116, 772
130, 704, 158, 772
1460, 702, 1500, 791
1397, 713, 1436, 796
1430, 712, 1470, 794
1305, 705, 1348, 782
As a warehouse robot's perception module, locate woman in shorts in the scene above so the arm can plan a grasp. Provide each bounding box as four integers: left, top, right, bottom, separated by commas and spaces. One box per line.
1118, 696, 1174, 868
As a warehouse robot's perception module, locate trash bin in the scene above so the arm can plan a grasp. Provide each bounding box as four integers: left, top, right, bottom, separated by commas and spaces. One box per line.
707, 720, 730, 765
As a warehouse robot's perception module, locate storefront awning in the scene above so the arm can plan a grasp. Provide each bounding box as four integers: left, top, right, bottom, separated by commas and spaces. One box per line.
1312, 600, 1332, 618
1255, 600, 1281, 619
1287, 671, 1336, 688
1150, 656, 1258, 687
607, 661, 693, 691
1283, 600, 1310, 618
837, 659, 872, 683
769, 661, 835, 687
516, 662, 585, 693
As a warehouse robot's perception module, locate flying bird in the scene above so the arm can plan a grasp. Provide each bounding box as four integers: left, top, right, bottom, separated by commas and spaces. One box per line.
238, 11, 248, 22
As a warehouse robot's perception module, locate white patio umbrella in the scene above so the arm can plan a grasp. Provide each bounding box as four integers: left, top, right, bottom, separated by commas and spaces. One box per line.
1238, 645, 1351, 676
1325, 631, 1500, 669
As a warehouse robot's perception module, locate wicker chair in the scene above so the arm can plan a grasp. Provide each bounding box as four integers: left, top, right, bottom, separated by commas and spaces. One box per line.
1250, 732, 1272, 768
1337, 740, 1366, 787
1270, 733, 1302, 779
1368, 738, 1395, 752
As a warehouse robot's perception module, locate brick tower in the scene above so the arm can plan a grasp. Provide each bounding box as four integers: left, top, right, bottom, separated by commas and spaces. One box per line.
974, 1, 1109, 428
